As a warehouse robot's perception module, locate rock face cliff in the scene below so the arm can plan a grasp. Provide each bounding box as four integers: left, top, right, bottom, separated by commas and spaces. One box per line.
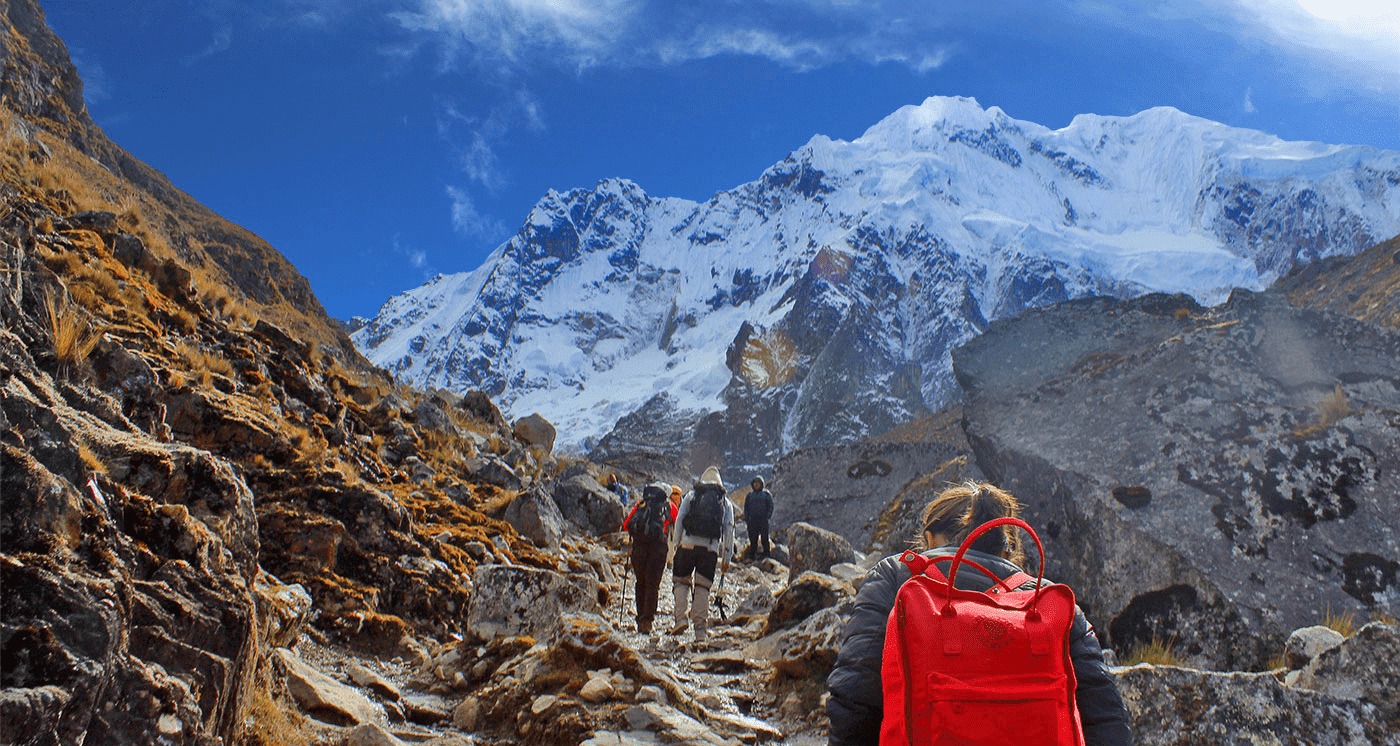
0, 3, 555, 743
954, 287, 1400, 669
355, 93, 1400, 473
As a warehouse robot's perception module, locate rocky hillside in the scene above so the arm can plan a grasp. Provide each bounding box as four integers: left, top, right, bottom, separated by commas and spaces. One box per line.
0, 3, 558, 743
1278, 234, 1400, 328
354, 93, 1400, 474
952, 285, 1399, 671
1, 0, 348, 354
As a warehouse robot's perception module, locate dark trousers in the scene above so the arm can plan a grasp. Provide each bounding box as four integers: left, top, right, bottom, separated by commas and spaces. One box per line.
747, 520, 771, 558
630, 538, 668, 626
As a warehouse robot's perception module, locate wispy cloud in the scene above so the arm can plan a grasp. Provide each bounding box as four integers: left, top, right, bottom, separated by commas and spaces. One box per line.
183, 26, 233, 66
446, 185, 507, 242
67, 47, 111, 106
392, 234, 437, 279
393, 0, 955, 75
436, 91, 545, 192
1243, 86, 1257, 113
1224, 0, 1400, 93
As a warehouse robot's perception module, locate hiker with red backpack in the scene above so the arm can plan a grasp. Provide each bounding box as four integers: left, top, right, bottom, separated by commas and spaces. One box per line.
826, 481, 1133, 745
622, 482, 679, 634
668, 466, 736, 642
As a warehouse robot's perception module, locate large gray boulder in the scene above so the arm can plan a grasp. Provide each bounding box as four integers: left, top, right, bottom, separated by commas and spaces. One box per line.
771, 440, 973, 550
955, 291, 1400, 669
1293, 622, 1399, 727
551, 474, 626, 536
466, 565, 599, 640
502, 487, 566, 551
512, 413, 556, 454
1284, 625, 1345, 671
1116, 663, 1387, 745
786, 522, 856, 577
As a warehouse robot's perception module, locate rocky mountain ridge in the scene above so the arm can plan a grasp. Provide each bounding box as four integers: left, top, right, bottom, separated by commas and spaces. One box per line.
355, 93, 1400, 473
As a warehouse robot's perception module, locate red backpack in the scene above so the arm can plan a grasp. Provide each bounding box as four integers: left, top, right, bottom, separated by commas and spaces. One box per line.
880, 517, 1083, 746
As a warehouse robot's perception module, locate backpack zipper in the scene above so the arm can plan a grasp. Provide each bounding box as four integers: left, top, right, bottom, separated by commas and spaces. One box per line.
898, 596, 914, 746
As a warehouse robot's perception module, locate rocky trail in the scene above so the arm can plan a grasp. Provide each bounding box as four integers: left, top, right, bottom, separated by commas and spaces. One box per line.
261, 527, 846, 746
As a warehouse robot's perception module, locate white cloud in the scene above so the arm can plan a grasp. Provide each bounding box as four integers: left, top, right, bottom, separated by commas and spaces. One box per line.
1243, 86, 1257, 113
435, 92, 545, 191
183, 26, 233, 66
1222, 0, 1400, 93
395, 0, 955, 75
446, 185, 507, 241
392, 235, 437, 279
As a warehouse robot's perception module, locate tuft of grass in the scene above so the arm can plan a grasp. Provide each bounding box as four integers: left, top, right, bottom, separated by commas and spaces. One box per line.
242, 688, 313, 746
1321, 605, 1356, 637
1371, 610, 1398, 626
44, 290, 102, 371
1121, 633, 1182, 667
1316, 384, 1351, 427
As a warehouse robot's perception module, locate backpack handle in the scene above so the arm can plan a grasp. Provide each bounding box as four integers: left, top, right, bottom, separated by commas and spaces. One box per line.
944, 517, 1046, 611
899, 553, 1016, 592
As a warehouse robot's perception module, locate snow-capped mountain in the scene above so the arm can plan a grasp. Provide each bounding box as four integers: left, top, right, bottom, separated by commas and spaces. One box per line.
354, 96, 1400, 471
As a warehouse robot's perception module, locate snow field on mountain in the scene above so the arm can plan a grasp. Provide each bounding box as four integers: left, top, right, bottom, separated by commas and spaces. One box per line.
355, 96, 1400, 454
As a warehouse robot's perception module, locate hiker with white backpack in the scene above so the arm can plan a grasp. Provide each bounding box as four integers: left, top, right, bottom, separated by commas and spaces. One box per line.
668, 466, 736, 642
826, 481, 1133, 745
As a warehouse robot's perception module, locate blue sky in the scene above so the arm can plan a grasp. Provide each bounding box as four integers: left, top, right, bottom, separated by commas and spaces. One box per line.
46, 0, 1400, 320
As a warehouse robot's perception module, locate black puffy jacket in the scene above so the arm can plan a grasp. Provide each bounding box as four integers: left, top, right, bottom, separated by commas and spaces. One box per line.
744, 489, 774, 526
826, 547, 1134, 745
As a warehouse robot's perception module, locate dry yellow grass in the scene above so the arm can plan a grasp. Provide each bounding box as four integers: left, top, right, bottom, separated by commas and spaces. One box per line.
43, 290, 102, 371
1121, 633, 1183, 667
1321, 605, 1356, 637
241, 688, 312, 746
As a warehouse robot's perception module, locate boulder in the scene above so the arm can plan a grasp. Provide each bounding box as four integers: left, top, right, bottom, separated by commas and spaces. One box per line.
1283, 625, 1346, 670
955, 291, 1400, 669
1293, 622, 1399, 726
732, 586, 776, 621
254, 573, 314, 649
502, 486, 567, 551
346, 663, 402, 702
786, 522, 855, 577
771, 440, 970, 550
1116, 663, 1387, 745
341, 723, 407, 746
460, 390, 507, 430
764, 572, 854, 634
466, 565, 599, 640
512, 413, 557, 454
465, 455, 522, 491
412, 398, 457, 435
552, 474, 627, 536
275, 648, 382, 726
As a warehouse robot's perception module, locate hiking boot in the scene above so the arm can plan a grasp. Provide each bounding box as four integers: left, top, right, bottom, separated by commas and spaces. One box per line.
638, 619, 652, 635
668, 621, 688, 635
692, 623, 708, 642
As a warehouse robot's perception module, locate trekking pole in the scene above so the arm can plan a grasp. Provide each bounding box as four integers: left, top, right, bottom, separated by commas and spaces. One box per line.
713, 564, 728, 622
618, 558, 632, 621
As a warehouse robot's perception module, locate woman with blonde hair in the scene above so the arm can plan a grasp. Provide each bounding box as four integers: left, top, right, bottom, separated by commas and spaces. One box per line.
826, 481, 1133, 745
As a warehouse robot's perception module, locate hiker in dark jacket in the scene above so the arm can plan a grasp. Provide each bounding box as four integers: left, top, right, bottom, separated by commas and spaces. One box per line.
622, 482, 679, 634
743, 476, 775, 560
826, 482, 1133, 746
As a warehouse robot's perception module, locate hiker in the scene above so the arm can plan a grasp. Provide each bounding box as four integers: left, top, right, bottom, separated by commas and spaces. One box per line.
622, 482, 679, 634
743, 476, 775, 560
606, 473, 630, 505
826, 481, 1133, 745
668, 466, 735, 641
